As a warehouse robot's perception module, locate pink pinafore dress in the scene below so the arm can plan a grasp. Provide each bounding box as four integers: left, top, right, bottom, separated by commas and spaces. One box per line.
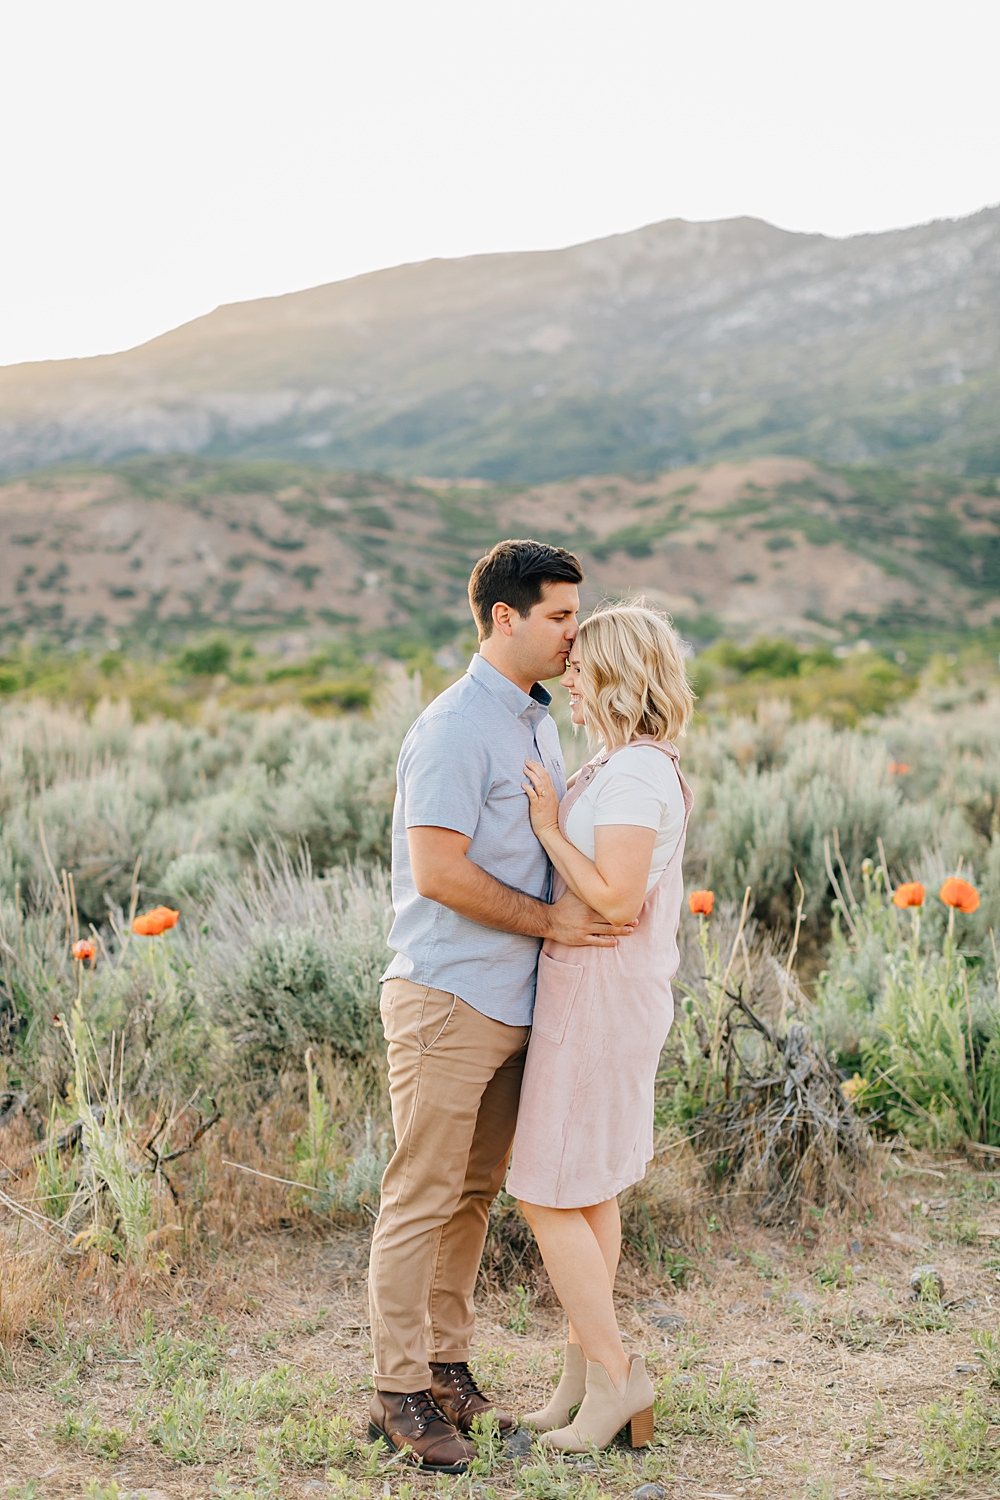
506, 736, 693, 1209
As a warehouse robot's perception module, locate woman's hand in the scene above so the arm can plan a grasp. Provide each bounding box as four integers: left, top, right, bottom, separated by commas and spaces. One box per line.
522, 759, 560, 837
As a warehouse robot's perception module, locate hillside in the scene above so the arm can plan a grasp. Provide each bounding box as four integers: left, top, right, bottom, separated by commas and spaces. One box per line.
0, 210, 998, 482
0, 455, 996, 655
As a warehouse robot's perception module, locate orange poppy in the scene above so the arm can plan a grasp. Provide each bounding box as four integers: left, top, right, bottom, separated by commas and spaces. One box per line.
688, 890, 715, 916
892, 882, 925, 909
939, 878, 979, 914
888, 762, 911, 775
132, 906, 180, 936
72, 938, 97, 964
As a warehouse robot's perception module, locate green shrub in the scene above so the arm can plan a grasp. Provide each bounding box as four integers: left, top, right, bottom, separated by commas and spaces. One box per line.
815, 864, 1000, 1147
684, 708, 973, 930
196, 850, 393, 1066
176, 639, 233, 676
162, 850, 231, 901
300, 677, 373, 711
0, 682, 418, 920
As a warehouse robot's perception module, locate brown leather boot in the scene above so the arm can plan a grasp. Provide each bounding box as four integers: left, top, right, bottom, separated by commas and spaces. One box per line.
430, 1360, 516, 1434
368, 1388, 476, 1472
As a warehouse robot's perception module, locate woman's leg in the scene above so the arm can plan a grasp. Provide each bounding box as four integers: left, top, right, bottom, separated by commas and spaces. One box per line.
519, 1197, 629, 1395
566, 1197, 622, 1348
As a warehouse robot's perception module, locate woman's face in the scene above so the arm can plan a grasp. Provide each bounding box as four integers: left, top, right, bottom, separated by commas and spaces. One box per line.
560, 644, 586, 726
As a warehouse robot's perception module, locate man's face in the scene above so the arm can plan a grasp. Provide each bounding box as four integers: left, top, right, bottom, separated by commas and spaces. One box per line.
509, 581, 580, 683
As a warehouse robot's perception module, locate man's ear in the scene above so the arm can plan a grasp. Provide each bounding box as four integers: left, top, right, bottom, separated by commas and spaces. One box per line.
491, 601, 515, 637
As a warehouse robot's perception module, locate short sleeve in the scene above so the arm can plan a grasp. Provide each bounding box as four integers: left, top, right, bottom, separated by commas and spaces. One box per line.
591, 749, 676, 831
398, 712, 491, 838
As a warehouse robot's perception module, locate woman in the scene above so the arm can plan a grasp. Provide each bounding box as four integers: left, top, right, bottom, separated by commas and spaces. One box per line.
506, 602, 694, 1453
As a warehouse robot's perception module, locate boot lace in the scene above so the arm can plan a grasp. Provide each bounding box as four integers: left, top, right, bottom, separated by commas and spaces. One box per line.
404, 1389, 448, 1433
440, 1362, 487, 1403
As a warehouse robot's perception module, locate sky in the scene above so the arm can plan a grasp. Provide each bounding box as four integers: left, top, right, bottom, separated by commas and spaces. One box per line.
1, 0, 997, 368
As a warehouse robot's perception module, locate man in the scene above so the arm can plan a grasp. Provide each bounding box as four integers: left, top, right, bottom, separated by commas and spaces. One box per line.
368, 538, 635, 1473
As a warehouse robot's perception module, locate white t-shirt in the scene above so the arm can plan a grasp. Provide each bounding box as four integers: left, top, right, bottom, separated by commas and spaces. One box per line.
564, 744, 685, 892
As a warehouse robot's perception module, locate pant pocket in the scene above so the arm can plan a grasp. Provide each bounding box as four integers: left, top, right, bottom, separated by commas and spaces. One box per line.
416, 988, 458, 1053
532, 952, 584, 1044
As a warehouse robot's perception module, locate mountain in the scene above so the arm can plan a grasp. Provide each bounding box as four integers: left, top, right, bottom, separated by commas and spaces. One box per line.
0, 455, 996, 652
0, 210, 998, 483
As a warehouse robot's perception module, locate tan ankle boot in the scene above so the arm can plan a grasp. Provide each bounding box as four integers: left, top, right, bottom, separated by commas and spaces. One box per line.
522, 1342, 586, 1432
538, 1353, 655, 1453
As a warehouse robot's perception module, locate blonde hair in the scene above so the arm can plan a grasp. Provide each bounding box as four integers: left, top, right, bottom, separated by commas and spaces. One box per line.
575, 601, 694, 747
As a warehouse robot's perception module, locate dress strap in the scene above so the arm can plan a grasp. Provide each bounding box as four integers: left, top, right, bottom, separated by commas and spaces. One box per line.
598, 734, 679, 764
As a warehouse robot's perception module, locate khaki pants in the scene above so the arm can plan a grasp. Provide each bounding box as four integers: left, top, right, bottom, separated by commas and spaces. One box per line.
368, 978, 529, 1392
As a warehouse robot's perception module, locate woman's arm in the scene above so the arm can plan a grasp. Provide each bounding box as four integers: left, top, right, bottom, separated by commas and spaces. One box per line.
522, 760, 655, 925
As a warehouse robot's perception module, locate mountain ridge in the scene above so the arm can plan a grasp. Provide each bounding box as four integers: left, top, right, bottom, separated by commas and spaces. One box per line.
0, 455, 995, 657
1, 209, 998, 481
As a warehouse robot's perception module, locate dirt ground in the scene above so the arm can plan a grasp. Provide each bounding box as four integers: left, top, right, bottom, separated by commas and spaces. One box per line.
3, 1159, 1000, 1500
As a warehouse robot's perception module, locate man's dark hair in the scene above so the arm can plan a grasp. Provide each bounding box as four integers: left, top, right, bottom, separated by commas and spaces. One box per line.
468, 538, 584, 639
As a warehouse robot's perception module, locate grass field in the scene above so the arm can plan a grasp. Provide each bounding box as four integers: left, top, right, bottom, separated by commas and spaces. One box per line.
2, 658, 1000, 1497
3, 1165, 1000, 1498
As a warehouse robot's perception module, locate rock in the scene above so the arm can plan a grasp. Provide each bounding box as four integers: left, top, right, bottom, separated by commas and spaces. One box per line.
749, 1357, 769, 1367
503, 1426, 535, 1458
910, 1265, 945, 1300
786, 1291, 815, 1313
650, 1311, 685, 1331
884, 1230, 928, 1251
953, 1363, 979, 1374
632, 1486, 668, 1499
728, 1301, 748, 1315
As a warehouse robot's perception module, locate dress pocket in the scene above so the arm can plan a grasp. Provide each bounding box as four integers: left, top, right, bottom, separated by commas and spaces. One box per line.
532, 951, 584, 1044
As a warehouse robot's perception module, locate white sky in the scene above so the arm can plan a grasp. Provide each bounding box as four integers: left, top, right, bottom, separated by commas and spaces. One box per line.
1, 0, 997, 368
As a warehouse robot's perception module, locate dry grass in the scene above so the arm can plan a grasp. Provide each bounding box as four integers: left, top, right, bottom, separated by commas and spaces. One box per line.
0, 1156, 998, 1498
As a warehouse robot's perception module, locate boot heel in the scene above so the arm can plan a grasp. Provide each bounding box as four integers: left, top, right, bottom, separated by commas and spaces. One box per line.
628, 1405, 654, 1447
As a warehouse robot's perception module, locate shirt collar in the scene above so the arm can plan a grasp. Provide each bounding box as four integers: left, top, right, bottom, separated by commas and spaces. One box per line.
467, 652, 552, 719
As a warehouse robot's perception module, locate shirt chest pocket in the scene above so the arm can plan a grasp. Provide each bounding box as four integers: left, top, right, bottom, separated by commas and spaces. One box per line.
532, 951, 584, 1044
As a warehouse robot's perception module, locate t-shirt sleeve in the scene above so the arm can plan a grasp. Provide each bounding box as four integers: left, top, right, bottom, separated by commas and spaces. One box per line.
398, 712, 491, 838
591, 751, 677, 831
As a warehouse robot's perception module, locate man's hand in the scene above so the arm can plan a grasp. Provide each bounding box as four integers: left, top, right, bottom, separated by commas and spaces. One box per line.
544, 889, 637, 948
407, 825, 637, 944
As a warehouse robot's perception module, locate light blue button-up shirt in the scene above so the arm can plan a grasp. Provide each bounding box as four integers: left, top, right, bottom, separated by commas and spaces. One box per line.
382, 653, 567, 1025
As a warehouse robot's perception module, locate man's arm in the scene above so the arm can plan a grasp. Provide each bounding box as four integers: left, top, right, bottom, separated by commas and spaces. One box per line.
408, 826, 635, 947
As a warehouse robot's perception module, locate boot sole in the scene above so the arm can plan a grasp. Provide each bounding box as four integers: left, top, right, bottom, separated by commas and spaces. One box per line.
367, 1421, 471, 1473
